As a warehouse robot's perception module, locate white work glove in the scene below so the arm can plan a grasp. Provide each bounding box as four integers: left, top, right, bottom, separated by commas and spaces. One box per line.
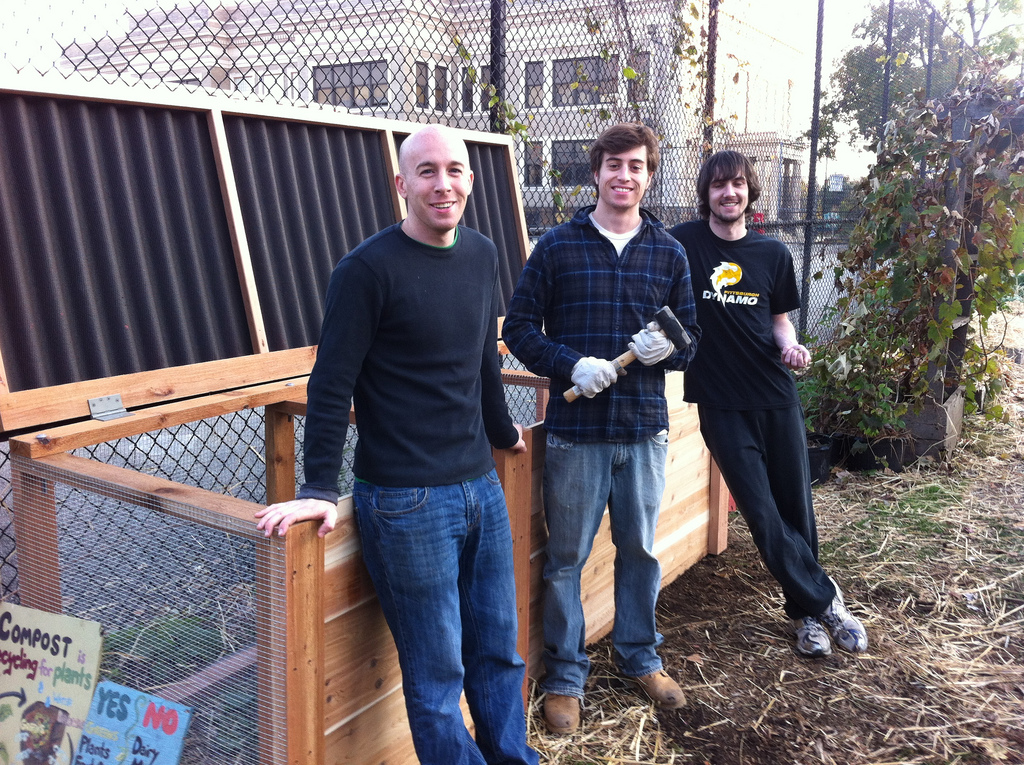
629, 325, 675, 365
571, 356, 619, 398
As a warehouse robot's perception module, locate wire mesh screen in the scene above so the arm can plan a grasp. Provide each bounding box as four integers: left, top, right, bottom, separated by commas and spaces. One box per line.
0, 0, 886, 335
0, 445, 15, 598
1, 408, 358, 595
8, 452, 289, 765
2, 0, 990, 322
502, 355, 550, 426
74, 410, 271, 504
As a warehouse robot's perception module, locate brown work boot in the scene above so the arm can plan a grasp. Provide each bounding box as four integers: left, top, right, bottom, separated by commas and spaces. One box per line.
543, 693, 580, 735
632, 669, 685, 709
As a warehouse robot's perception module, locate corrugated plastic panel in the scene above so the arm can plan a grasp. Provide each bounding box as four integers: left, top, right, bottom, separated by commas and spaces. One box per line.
0, 93, 252, 393
0, 86, 526, 408
463, 142, 524, 314
224, 116, 396, 351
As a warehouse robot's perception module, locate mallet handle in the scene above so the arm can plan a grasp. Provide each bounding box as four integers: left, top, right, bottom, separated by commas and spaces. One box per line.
563, 349, 636, 402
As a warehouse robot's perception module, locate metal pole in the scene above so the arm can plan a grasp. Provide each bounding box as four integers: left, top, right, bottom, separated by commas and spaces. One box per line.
489, 0, 506, 133
924, 9, 935, 99
702, 0, 719, 159
798, 0, 825, 338
919, 9, 935, 177
880, 0, 895, 138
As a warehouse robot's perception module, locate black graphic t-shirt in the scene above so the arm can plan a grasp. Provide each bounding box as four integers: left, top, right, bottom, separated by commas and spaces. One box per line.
670, 220, 801, 409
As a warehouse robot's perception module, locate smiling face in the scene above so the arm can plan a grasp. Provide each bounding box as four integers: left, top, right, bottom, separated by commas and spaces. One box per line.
696, 151, 761, 240
395, 126, 474, 247
593, 144, 652, 219
707, 172, 749, 227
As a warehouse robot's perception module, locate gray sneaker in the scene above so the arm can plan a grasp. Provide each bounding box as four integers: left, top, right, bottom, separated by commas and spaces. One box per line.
819, 578, 869, 653
794, 616, 832, 657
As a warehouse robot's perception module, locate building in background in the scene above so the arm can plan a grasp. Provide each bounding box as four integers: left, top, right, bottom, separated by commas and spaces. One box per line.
58, 0, 809, 236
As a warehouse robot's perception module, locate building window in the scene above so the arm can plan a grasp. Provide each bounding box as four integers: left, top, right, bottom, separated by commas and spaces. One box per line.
525, 142, 544, 186
460, 66, 491, 112
461, 66, 490, 112
313, 61, 388, 107
462, 67, 474, 112
553, 56, 619, 106
525, 61, 544, 108
479, 65, 492, 111
551, 140, 592, 187
415, 61, 429, 108
434, 65, 448, 111
236, 73, 268, 97
627, 52, 650, 103
523, 207, 554, 234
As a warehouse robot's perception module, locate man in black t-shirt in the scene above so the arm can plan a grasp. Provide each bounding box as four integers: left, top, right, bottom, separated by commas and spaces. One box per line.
670, 150, 869, 658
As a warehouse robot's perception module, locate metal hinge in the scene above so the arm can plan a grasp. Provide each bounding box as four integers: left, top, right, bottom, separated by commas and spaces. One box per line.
88, 394, 132, 421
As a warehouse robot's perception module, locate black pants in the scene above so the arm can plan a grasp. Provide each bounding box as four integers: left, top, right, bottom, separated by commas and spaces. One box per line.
698, 404, 836, 620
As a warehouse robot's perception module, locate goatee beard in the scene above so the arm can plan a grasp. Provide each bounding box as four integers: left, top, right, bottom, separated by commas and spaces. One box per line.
712, 208, 744, 225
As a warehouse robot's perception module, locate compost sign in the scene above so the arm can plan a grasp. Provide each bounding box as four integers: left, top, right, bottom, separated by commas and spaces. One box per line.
79, 681, 192, 765
0, 602, 102, 765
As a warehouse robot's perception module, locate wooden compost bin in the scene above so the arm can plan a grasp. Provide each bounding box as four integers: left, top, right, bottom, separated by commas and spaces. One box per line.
0, 73, 727, 764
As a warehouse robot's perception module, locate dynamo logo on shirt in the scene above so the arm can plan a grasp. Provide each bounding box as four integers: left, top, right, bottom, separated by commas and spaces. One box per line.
704, 261, 759, 306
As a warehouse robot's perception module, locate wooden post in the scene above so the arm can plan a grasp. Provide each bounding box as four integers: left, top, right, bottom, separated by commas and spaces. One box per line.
285, 523, 326, 765
534, 387, 549, 424
265, 403, 297, 504
258, 403, 324, 764
9, 464, 62, 612
255, 528, 325, 765
493, 427, 534, 702
207, 108, 270, 355
707, 458, 730, 555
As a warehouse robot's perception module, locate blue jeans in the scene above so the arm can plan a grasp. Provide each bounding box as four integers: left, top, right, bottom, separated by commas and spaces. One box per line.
353, 470, 538, 765
539, 434, 668, 698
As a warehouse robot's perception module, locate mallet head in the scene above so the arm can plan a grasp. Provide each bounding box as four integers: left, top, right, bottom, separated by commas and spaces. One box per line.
653, 305, 691, 350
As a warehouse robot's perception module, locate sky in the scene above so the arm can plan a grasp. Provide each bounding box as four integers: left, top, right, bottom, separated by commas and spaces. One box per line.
2, 0, 147, 68
726, 0, 884, 178
732, 0, 1022, 178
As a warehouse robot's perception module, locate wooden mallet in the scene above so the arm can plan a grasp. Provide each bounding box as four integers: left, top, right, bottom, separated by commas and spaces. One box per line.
564, 305, 692, 402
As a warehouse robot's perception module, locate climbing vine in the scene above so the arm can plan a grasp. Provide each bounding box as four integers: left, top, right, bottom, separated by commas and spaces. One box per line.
806, 58, 1024, 438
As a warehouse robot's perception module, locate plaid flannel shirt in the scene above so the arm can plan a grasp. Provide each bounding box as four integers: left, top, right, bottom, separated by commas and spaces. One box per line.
503, 206, 700, 442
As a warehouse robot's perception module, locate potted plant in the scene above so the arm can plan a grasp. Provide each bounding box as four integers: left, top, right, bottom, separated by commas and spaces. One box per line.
795, 370, 838, 483
804, 59, 1024, 469
798, 337, 913, 472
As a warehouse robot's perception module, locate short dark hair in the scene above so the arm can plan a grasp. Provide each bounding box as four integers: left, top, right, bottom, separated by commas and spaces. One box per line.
589, 123, 660, 177
696, 150, 761, 220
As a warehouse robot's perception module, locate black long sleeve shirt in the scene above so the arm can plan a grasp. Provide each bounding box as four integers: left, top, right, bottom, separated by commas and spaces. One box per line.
297, 223, 519, 503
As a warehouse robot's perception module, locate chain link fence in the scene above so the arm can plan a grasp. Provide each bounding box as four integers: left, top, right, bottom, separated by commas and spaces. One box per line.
2, 0, 984, 658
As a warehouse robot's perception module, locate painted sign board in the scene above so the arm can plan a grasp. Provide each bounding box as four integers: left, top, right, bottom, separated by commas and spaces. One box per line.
79, 681, 192, 765
0, 603, 102, 765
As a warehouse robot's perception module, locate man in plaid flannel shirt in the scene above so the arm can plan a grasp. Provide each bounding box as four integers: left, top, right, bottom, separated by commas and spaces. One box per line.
503, 123, 700, 735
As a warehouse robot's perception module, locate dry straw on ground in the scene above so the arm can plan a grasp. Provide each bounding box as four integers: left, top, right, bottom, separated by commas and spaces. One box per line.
528, 302, 1024, 764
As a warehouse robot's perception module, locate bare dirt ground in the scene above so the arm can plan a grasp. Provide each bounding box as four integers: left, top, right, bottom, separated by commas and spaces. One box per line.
529, 301, 1024, 764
